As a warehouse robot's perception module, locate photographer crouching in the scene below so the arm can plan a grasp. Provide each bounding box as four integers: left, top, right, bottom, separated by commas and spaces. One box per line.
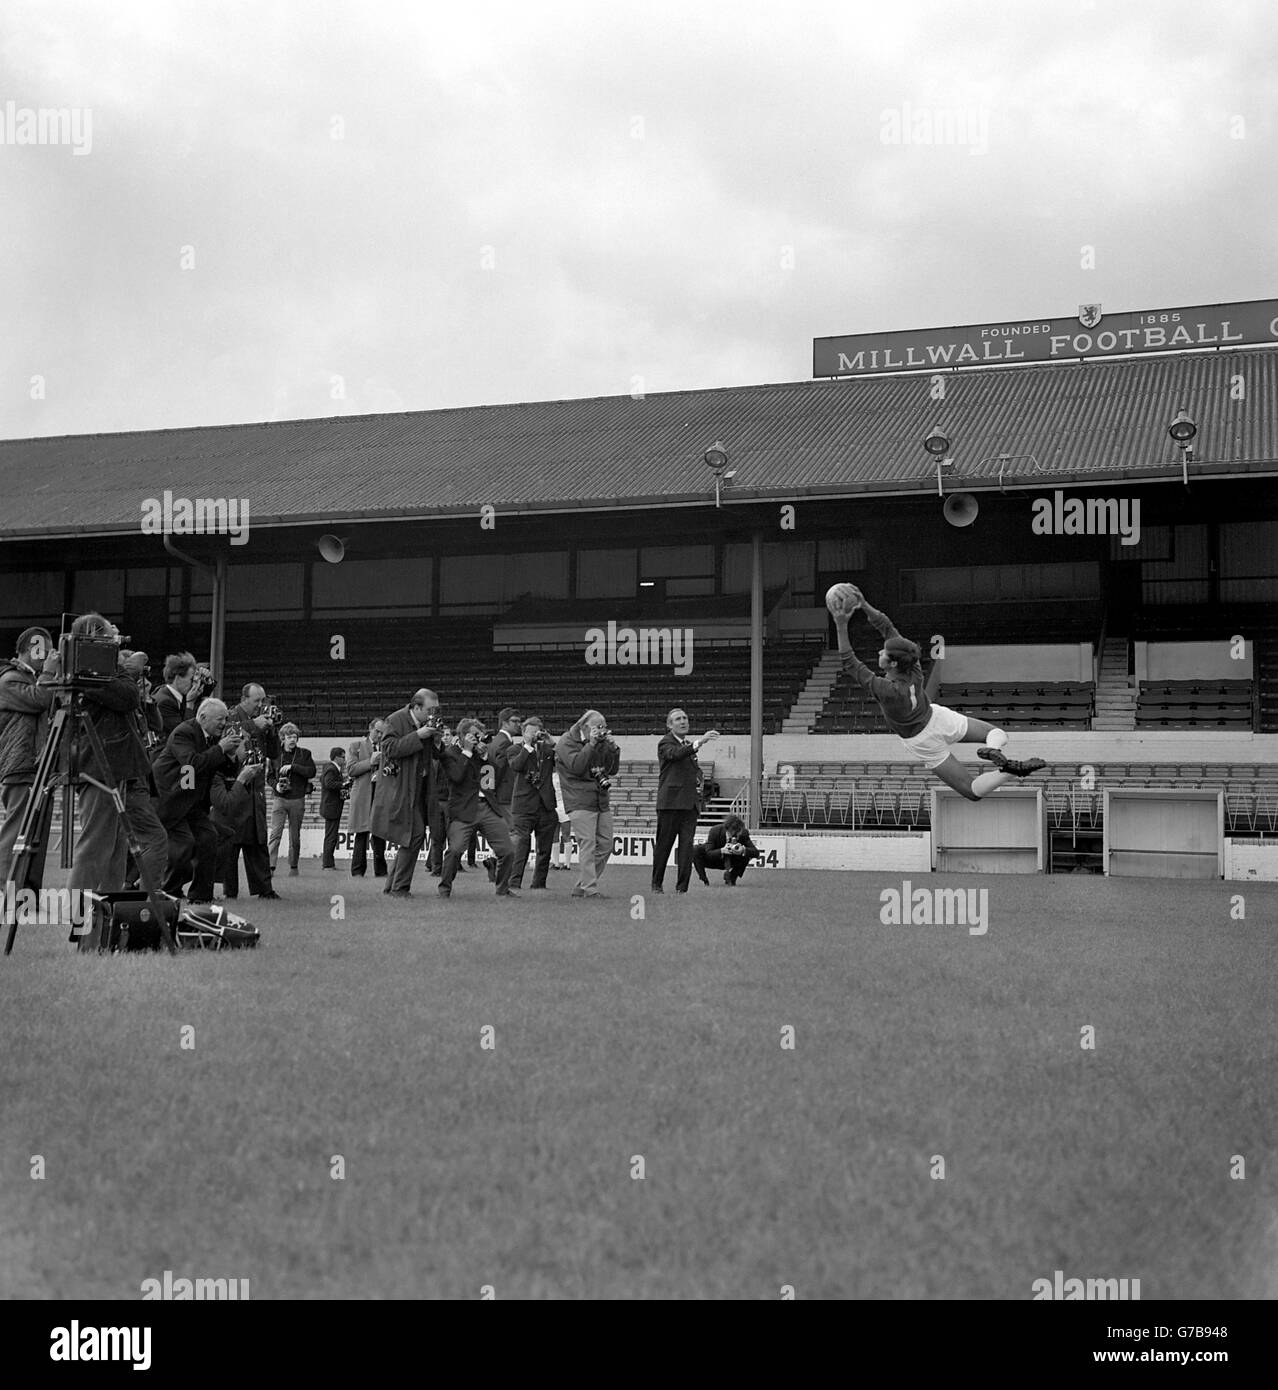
52, 614, 169, 899
693, 814, 762, 888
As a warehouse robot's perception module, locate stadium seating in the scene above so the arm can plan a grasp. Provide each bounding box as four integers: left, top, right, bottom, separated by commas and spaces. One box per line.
754, 760, 1278, 837
209, 618, 823, 737
1135, 680, 1253, 730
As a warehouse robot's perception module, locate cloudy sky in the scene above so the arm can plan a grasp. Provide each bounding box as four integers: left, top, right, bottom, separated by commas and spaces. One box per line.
1, 0, 1273, 440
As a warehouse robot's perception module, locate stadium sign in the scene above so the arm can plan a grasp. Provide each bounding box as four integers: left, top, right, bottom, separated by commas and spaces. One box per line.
813, 298, 1278, 378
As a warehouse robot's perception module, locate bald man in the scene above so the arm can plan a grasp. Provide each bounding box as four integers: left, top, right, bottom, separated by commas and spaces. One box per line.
370, 688, 444, 897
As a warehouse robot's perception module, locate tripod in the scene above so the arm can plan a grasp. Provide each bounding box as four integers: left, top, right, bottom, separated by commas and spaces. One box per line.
3, 689, 176, 956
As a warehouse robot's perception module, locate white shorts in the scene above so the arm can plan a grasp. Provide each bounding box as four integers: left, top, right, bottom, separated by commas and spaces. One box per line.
898, 703, 970, 770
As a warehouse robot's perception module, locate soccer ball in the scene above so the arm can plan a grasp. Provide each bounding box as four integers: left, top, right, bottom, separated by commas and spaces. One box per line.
825, 582, 861, 617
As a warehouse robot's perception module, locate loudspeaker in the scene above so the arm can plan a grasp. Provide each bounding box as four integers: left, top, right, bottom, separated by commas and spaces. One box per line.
317, 534, 346, 564
942, 492, 979, 527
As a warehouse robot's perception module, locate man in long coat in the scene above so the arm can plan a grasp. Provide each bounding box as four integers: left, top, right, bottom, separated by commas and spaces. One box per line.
347, 717, 388, 878
370, 689, 443, 897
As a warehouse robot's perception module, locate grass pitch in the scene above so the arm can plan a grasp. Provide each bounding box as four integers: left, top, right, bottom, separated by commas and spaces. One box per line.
1, 863, 1275, 1300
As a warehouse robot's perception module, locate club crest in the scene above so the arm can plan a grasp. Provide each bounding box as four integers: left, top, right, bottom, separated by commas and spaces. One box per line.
1078, 303, 1103, 329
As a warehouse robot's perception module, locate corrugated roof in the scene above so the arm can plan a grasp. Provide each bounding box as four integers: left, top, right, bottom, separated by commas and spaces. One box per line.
1, 349, 1275, 538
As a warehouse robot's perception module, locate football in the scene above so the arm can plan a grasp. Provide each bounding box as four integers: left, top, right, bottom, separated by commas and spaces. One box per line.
825, 582, 862, 616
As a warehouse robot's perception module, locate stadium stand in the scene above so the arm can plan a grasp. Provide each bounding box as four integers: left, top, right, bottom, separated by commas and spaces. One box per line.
213, 617, 823, 736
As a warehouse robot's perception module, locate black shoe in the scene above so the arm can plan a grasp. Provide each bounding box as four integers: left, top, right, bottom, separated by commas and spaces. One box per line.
725, 873, 738, 886
428, 869, 441, 877
486, 860, 497, 883
978, 747, 1047, 777
696, 874, 709, 886
351, 871, 365, 877
437, 886, 451, 898
651, 884, 664, 893
529, 883, 547, 890
374, 868, 388, 878
255, 890, 281, 900
387, 889, 412, 898
675, 887, 688, 894
497, 890, 521, 899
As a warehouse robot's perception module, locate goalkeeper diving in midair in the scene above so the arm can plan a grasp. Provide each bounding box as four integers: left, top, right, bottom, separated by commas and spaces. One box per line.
827, 583, 1046, 800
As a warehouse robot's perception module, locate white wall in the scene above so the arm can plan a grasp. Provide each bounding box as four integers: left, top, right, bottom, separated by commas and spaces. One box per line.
1135, 640, 1253, 681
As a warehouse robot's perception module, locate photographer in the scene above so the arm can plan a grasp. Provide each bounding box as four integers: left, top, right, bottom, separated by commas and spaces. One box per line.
371, 687, 444, 897
438, 718, 516, 898
267, 722, 315, 878
0, 626, 57, 889
153, 697, 243, 901
319, 747, 346, 870
555, 709, 620, 900
153, 652, 198, 748
507, 715, 558, 890
693, 814, 763, 887
210, 743, 262, 898
652, 709, 719, 895
219, 682, 281, 899
347, 717, 388, 878
56, 614, 169, 898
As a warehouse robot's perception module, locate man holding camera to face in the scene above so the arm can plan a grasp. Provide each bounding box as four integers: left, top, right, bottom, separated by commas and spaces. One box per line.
556, 709, 621, 899
506, 716, 559, 890
371, 688, 444, 898
218, 682, 281, 899
154, 697, 244, 902
438, 718, 517, 898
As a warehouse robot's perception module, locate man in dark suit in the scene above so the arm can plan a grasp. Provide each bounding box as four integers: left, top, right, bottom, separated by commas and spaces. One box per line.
319, 747, 346, 870
507, 716, 558, 890
219, 683, 281, 899
153, 698, 243, 900
152, 652, 198, 753
370, 688, 444, 898
693, 815, 763, 887
652, 708, 719, 894
437, 718, 516, 898
482, 706, 522, 882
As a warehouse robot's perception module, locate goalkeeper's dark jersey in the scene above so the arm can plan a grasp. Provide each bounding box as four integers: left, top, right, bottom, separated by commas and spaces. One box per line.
840, 604, 932, 738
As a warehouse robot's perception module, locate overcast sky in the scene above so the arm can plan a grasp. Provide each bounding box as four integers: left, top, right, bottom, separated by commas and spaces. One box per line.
1, 0, 1273, 440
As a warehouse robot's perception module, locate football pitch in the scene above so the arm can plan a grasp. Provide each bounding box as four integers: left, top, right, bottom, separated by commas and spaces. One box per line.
2, 866, 1275, 1300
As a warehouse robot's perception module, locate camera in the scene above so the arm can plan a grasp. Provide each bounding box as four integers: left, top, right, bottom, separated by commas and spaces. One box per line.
339, 775, 354, 801
590, 767, 613, 793
52, 629, 132, 689
274, 767, 293, 796
260, 700, 284, 727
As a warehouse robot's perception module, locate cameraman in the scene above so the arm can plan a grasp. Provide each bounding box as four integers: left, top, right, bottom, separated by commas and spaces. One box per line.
57, 614, 169, 897
219, 682, 281, 899
437, 719, 516, 898
555, 709, 620, 900
0, 626, 57, 889
267, 722, 315, 878
693, 814, 763, 887
507, 715, 558, 890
